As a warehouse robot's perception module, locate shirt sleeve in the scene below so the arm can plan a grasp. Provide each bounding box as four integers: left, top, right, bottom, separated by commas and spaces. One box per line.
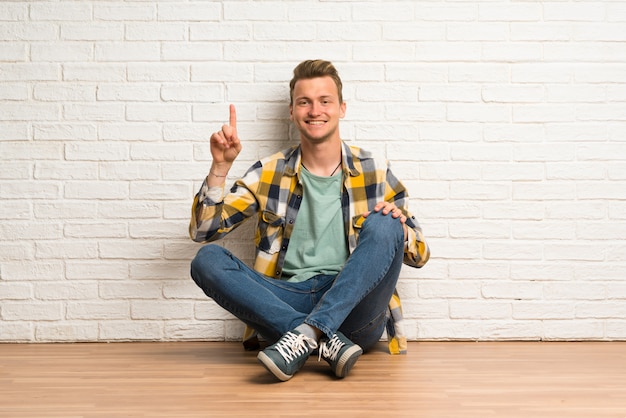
384, 167, 430, 268
189, 169, 260, 243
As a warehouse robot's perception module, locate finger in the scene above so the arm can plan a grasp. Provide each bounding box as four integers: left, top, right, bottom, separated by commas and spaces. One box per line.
222, 125, 234, 143
229, 104, 237, 129
373, 202, 386, 212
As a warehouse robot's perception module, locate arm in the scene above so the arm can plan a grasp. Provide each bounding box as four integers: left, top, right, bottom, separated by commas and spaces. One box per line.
189, 105, 250, 242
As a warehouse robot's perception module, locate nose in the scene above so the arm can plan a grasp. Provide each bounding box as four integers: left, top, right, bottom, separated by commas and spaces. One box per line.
308, 102, 321, 117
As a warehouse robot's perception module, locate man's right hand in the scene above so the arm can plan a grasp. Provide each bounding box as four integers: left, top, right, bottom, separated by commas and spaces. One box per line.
210, 104, 242, 168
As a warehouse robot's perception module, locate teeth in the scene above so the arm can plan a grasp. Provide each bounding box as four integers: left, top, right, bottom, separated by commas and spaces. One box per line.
309, 121, 325, 125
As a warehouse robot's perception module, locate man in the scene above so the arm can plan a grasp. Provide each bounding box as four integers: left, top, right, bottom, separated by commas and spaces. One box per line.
189, 60, 429, 382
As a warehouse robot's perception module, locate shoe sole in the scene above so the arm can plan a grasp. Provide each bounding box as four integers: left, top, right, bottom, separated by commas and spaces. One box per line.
257, 351, 293, 382
333, 345, 363, 378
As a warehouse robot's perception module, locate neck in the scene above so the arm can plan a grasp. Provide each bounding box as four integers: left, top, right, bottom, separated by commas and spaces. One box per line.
300, 139, 342, 177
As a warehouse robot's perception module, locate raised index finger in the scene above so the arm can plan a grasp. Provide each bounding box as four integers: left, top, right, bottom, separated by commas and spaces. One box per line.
229, 104, 237, 129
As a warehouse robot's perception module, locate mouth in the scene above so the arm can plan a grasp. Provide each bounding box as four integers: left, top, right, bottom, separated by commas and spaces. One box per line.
306, 120, 327, 126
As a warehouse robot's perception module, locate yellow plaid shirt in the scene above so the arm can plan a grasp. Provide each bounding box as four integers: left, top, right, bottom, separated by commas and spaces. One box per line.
190, 142, 429, 353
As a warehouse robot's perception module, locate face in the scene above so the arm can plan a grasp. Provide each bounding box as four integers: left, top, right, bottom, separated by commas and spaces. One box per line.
290, 76, 346, 145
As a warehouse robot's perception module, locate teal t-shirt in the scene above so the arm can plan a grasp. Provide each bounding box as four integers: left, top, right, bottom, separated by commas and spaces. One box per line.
282, 167, 349, 283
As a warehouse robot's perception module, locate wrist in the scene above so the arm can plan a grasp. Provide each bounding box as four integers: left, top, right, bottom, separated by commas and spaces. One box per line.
209, 162, 232, 178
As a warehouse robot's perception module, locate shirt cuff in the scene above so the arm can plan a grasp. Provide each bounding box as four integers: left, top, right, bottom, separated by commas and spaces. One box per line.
200, 182, 225, 204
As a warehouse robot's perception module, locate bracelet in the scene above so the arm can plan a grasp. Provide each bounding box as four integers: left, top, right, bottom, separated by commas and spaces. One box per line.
209, 170, 227, 178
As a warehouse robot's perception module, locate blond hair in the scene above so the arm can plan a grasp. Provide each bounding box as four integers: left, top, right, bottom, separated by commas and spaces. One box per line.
289, 60, 343, 105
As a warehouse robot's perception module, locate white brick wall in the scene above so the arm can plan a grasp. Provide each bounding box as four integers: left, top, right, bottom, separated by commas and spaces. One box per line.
1, 0, 625, 343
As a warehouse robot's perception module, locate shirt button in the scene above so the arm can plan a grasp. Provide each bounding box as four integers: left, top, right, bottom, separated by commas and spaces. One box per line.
288, 219, 294, 224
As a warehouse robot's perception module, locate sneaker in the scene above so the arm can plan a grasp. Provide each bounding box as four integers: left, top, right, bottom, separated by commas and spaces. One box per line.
319, 332, 363, 378
257, 330, 318, 381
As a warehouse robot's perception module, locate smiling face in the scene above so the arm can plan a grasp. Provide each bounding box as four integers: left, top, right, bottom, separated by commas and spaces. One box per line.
290, 76, 346, 145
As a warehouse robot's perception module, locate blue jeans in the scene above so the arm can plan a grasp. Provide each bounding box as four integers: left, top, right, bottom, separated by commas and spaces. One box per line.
190, 210, 405, 352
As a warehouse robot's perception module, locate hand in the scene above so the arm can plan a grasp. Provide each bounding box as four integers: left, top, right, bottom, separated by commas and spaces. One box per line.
364, 201, 406, 222
210, 104, 242, 167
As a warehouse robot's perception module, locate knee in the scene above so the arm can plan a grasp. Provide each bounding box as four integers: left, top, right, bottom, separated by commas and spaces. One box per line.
362, 211, 404, 244
190, 244, 228, 287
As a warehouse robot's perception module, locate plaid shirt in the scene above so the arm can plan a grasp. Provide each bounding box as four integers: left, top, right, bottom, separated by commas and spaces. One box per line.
190, 141, 430, 353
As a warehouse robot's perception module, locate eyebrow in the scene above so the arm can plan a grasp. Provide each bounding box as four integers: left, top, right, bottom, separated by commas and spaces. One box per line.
294, 95, 335, 101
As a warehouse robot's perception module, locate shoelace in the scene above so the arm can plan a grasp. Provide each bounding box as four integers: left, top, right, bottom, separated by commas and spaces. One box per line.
275, 332, 317, 364
319, 335, 344, 362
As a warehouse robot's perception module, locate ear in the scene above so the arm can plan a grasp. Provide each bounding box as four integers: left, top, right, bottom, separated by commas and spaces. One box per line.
289, 105, 293, 120
340, 102, 346, 119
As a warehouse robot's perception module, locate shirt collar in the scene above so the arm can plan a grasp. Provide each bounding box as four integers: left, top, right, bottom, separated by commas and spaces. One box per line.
283, 141, 361, 178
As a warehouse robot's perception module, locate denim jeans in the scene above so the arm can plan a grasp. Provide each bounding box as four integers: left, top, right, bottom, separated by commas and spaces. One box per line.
190, 210, 405, 352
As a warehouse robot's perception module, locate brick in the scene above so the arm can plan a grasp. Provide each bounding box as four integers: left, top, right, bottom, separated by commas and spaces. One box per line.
0, 83, 29, 100
126, 104, 190, 122
450, 301, 512, 320
0, 3, 27, 21
35, 241, 98, 259
544, 320, 604, 340
131, 301, 193, 320
34, 124, 97, 141
164, 321, 226, 340
0, 104, 59, 121
224, 2, 287, 21
98, 201, 162, 219
98, 123, 162, 140
0, 23, 58, 41
31, 43, 93, 62
36, 323, 99, 342
127, 63, 189, 82
31, 3, 92, 21
157, 2, 220, 21
0, 241, 34, 260
63, 103, 125, 121
64, 222, 128, 238
0, 282, 32, 300
419, 281, 481, 299
513, 301, 574, 320
125, 23, 186, 41
34, 161, 98, 180
65, 261, 129, 280
2, 302, 63, 321
67, 301, 130, 320
383, 23, 444, 41
0, 323, 33, 342
0, 222, 62, 240
479, 4, 541, 21
65, 142, 129, 161
0, 161, 30, 180
99, 321, 163, 341
63, 64, 126, 82
94, 4, 155, 21
35, 282, 98, 300
130, 181, 192, 201
61, 23, 123, 41
482, 282, 543, 300
95, 43, 160, 62
161, 42, 221, 61
190, 23, 251, 41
